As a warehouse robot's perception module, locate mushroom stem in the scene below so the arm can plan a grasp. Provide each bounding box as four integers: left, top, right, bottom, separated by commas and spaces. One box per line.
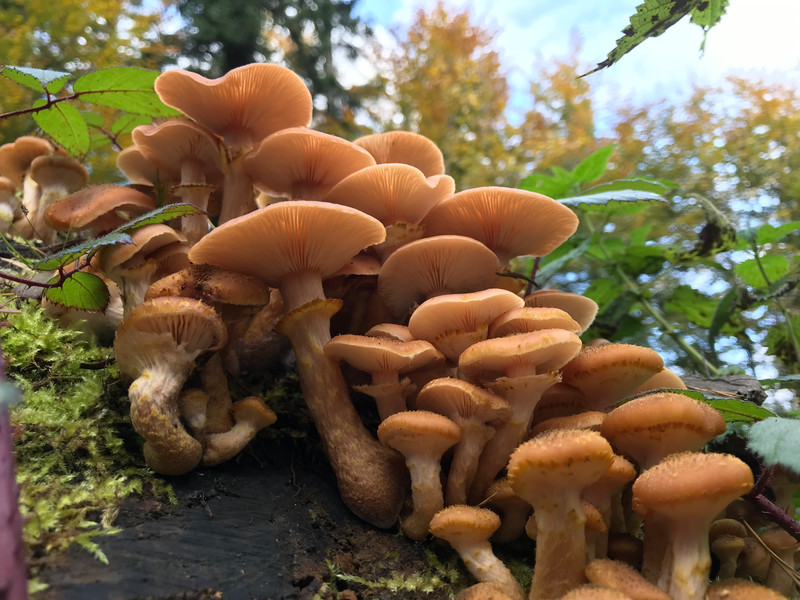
529, 496, 588, 600
402, 458, 446, 540
219, 154, 255, 224
448, 537, 524, 600
658, 519, 712, 600
128, 356, 202, 475
446, 420, 495, 506
277, 298, 407, 528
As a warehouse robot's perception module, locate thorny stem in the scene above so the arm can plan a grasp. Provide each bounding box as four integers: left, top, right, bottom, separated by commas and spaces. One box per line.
524, 256, 541, 296
0, 92, 81, 121
745, 464, 800, 541
584, 217, 722, 377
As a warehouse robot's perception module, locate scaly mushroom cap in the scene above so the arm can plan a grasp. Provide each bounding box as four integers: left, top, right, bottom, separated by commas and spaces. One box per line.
706, 579, 788, 600
323, 163, 453, 225
0, 135, 54, 188
585, 559, 670, 600
44, 184, 156, 234
489, 306, 582, 337
188, 200, 385, 308
243, 127, 377, 201
524, 289, 599, 333
422, 187, 579, 264
145, 263, 272, 306
325, 334, 444, 376
29, 154, 89, 192
116, 145, 160, 185
378, 410, 461, 457
353, 131, 445, 177
459, 328, 583, 382
154, 63, 313, 154
561, 343, 664, 411
601, 391, 727, 470
632, 367, 687, 394
408, 289, 524, 363
415, 378, 510, 428
530, 411, 607, 437
532, 382, 590, 425
378, 235, 501, 319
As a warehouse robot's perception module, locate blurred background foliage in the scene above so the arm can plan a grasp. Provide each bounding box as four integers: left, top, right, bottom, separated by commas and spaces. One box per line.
0, 0, 797, 403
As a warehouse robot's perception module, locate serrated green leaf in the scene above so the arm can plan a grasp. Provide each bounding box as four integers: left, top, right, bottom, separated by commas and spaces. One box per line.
90, 134, 112, 150
73, 67, 179, 117
34, 233, 134, 271
734, 254, 790, 288
1, 65, 71, 93
707, 399, 774, 424
44, 272, 110, 312
111, 113, 153, 135
117, 203, 201, 234
560, 189, 667, 215
621, 245, 667, 275
81, 111, 105, 127
572, 145, 615, 184
584, 277, 624, 308
664, 285, 718, 328
756, 221, 800, 245
519, 173, 575, 199
584, 0, 709, 75
582, 178, 675, 196
629, 223, 653, 247
690, 0, 728, 50
32, 100, 90, 155
535, 236, 593, 283
747, 417, 800, 470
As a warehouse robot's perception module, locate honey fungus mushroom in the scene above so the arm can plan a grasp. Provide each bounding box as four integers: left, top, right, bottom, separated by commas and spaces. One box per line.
113, 297, 228, 475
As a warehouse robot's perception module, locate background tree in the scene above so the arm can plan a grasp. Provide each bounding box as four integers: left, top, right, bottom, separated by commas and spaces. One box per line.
387, 2, 515, 189
170, 0, 376, 136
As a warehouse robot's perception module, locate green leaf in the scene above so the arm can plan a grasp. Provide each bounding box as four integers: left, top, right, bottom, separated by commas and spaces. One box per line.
664, 285, 718, 329
32, 99, 90, 155
621, 245, 667, 276
572, 146, 615, 184
584, 277, 624, 309
33, 233, 134, 271
690, 0, 729, 51
707, 399, 774, 424
519, 173, 573, 199
582, 178, 675, 196
584, 0, 708, 75
535, 236, 593, 282
734, 254, 790, 288
81, 111, 105, 127
747, 417, 800, 471
708, 286, 742, 350
629, 223, 653, 247
560, 189, 667, 215
73, 67, 179, 117
110, 113, 153, 135
1, 65, 71, 93
116, 203, 201, 234
44, 272, 110, 312
756, 221, 800, 245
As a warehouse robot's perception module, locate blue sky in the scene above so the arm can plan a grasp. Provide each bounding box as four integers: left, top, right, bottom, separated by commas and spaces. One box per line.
353, 0, 800, 131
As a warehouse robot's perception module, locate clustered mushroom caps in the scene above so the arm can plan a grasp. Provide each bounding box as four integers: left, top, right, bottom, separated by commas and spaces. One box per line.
8, 62, 789, 599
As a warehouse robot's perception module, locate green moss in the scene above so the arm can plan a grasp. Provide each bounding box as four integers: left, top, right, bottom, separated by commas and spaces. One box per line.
3, 301, 172, 566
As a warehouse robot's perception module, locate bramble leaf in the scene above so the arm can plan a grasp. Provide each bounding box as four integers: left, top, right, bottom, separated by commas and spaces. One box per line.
73, 67, 179, 117
756, 221, 800, 245
560, 189, 667, 215
32, 100, 90, 155
747, 417, 800, 471
111, 113, 153, 135
572, 145, 615, 184
34, 233, 135, 271
734, 254, 790, 288
116, 203, 201, 234
1, 66, 71, 93
44, 271, 110, 312
706, 399, 774, 424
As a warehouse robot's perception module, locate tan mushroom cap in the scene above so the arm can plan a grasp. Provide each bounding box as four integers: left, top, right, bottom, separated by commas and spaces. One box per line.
113, 296, 228, 379
508, 429, 615, 501
489, 306, 582, 337
559, 585, 632, 600
29, 155, 89, 191
631, 452, 754, 522
429, 504, 501, 542
99, 224, 187, 272
585, 559, 669, 600
530, 410, 606, 437
377, 409, 461, 456
455, 583, 514, 600
459, 328, 583, 382
706, 579, 788, 600
0, 136, 54, 187
116, 146, 160, 185
44, 184, 156, 234
524, 289, 599, 333
532, 382, 589, 425
422, 187, 579, 264
415, 377, 510, 427
365, 323, 415, 342
325, 334, 445, 376
323, 163, 453, 225
188, 201, 385, 308
353, 131, 445, 177
154, 63, 313, 153
408, 289, 524, 362
145, 263, 273, 306
243, 127, 377, 201
632, 367, 687, 394
601, 392, 726, 469
561, 343, 665, 412
131, 120, 224, 185
377, 235, 501, 319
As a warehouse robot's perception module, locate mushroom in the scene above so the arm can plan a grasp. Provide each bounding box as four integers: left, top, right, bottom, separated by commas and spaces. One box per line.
0, 177, 19, 234
324, 334, 445, 419
353, 130, 446, 177
201, 396, 277, 466
113, 297, 227, 475
414, 377, 511, 505
585, 559, 670, 600
559, 585, 631, 600
429, 505, 525, 600
455, 582, 515, 600
631, 451, 754, 600
188, 200, 408, 528
524, 289, 599, 333
507, 429, 615, 600
561, 343, 665, 412
154, 63, 313, 222
377, 410, 460, 539
482, 477, 531, 544
26, 154, 89, 242
458, 328, 583, 503
706, 578, 788, 600
760, 527, 800, 598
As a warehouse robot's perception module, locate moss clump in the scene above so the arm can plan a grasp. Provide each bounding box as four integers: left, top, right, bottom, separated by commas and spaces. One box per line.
3, 301, 172, 567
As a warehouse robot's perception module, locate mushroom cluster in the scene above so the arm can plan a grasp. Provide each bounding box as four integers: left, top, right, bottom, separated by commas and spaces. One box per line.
3, 62, 792, 599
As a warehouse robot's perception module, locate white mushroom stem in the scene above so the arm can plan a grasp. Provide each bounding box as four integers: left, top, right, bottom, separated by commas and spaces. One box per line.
201, 397, 276, 466
128, 353, 202, 475
277, 298, 407, 528
200, 353, 235, 433
401, 455, 448, 540
219, 154, 255, 224
657, 518, 714, 600
446, 420, 495, 506
446, 535, 524, 600
529, 493, 589, 600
